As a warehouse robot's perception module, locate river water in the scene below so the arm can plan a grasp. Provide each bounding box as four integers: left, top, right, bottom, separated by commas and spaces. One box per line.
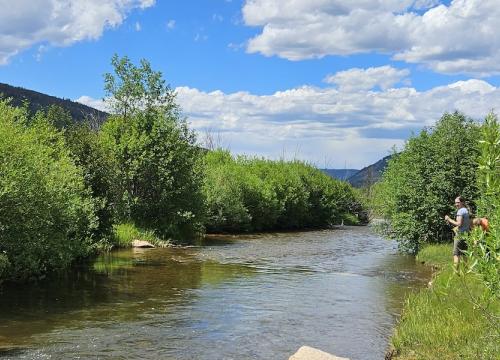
0, 226, 430, 359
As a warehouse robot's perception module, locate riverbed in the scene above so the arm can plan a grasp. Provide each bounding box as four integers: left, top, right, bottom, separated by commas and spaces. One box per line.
0, 226, 430, 359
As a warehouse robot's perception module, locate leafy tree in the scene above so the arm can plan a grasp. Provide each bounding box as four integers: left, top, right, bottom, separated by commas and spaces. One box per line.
101, 55, 205, 241
104, 54, 175, 119
375, 112, 479, 253
44, 104, 74, 129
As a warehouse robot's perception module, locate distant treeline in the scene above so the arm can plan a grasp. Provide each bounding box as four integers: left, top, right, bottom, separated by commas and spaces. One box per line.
0, 56, 365, 282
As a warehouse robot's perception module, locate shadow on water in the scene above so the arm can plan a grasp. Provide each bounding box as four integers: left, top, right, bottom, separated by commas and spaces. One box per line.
0, 247, 256, 348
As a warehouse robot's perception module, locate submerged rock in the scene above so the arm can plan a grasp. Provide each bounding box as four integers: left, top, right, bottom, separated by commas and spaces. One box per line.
289, 346, 349, 360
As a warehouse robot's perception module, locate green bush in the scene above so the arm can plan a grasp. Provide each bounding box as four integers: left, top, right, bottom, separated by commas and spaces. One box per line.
202, 150, 252, 232
202, 150, 366, 233
0, 100, 97, 281
100, 111, 205, 241
65, 124, 120, 245
467, 113, 500, 297
375, 112, 479, 253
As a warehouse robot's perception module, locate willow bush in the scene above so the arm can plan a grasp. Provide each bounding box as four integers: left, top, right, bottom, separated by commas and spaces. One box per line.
203, 149, 366, 233
65, 123, 120, 245
374, 112, 479, 253
0, 100, 97, 281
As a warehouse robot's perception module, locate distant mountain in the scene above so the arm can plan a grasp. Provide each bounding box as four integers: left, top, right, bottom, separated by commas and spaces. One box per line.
320, 168, 359, 181
347, 154, 394, 187
321, 154, 394, 187
0, 83, 108, 124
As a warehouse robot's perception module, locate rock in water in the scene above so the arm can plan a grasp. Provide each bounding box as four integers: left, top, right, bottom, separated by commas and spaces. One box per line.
131, 240, 155, 248
289, 346, 350, 360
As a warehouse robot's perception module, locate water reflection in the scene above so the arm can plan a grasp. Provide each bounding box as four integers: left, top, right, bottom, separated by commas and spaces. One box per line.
0, 227, 430, 360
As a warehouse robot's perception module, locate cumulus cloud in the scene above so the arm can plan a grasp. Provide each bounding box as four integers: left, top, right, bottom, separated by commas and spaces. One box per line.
0, 0, 155, 64
76, 68, 500, 168
324, 66, 410, 91
243, 0, 500, 75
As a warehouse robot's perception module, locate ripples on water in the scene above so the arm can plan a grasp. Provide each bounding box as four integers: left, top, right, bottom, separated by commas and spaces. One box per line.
0, 226, 430, 359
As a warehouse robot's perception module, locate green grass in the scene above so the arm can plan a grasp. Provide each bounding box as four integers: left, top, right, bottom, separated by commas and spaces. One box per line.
416, 244, 453, 268
112, 223, 171, 248
390, 244, 500, 359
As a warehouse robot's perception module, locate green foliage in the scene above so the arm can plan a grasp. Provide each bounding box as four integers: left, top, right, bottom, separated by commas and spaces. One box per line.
375, 112, 480, 253
101, 55, 204, 241
202, 150, 252, 232
467, 113, 500, 297
0, 252, 10, 281
101, 112, 205, 241
104, 54, 175, 118
392, 245, 499, 360
65, 124, 120, 245
112, 223, 170, 248
416, 244, 452, 268
202, 149, 366, 233
0, 100, 98, 281
43, 104, 74, 129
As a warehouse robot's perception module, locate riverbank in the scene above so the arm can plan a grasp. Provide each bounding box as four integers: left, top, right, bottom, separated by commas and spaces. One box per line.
113, 222, 364, 249
388, 244, 499, 359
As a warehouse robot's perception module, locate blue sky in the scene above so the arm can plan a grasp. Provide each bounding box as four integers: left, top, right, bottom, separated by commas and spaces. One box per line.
1, 0, 500, 168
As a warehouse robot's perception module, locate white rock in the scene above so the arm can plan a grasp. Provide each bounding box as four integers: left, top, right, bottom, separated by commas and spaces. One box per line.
131, 240, 155, 248
289, 346, 350, 360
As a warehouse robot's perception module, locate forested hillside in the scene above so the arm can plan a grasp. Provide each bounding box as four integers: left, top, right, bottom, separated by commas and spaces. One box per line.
0, 83, 108, 124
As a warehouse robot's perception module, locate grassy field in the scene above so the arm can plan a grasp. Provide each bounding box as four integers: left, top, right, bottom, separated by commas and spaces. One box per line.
390, 244, 499, 360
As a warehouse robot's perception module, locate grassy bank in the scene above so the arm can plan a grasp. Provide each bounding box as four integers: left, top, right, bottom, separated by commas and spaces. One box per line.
112, 223, 171, 248
390, 244, 499, 359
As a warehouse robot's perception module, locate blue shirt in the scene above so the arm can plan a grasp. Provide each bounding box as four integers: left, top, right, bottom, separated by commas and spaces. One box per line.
457, 207, 470, 233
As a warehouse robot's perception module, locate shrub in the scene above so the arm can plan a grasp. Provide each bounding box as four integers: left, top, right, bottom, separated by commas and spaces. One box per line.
375, 112, 479, 253
0, 100, 97, 281
467, 113, 500, 297
100, 111, 205, 241
65, 124, 120, 245
202, 150, 366, 233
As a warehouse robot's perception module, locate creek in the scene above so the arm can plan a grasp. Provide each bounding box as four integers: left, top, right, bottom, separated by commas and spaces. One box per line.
0, 226, 430, 359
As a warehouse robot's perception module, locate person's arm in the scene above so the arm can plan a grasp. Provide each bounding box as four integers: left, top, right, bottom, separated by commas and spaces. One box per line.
445, 214, 463, 227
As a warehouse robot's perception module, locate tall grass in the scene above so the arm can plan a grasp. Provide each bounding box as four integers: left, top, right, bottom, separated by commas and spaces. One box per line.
112, 223, 171, 248
415, 244, 452, 267
391, 244, 499, 359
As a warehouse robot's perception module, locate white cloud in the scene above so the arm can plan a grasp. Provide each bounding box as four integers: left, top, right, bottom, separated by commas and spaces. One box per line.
324, 66, 410, 91
76, 69, 500, 168
75, 96, 110, 112
243, 0, 500, 75
0, 0, 155, 64
135, 22, 142, 31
